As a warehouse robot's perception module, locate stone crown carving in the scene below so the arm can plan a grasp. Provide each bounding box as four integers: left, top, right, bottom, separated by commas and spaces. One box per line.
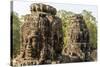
30, 3, 57, 15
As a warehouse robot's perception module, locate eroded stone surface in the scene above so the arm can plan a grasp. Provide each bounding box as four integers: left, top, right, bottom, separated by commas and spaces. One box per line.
12, 3, 93, 66
12, 3, 63, 66
62, 14, 90, 62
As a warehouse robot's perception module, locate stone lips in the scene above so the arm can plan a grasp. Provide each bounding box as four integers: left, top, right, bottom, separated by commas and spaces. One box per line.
30, 3, 57, 15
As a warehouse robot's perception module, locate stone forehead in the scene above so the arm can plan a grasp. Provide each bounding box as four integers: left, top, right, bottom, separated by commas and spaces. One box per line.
30, 3, 57, 15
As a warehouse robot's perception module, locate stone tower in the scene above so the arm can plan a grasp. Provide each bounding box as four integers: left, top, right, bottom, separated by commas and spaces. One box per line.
62, 14, 90, 62
12, 3, 63, 66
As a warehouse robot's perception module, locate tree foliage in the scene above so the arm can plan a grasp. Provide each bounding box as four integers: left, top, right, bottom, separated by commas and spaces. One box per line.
12, 12, 20, 58
82, 10, 97, 49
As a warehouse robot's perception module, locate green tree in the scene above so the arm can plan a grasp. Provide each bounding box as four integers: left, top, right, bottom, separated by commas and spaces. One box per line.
11, 12, 20, 58
57, 10, 75, 47
82, 10, 97, 49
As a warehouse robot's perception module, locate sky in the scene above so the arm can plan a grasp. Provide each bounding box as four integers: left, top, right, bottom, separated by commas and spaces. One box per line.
13, 1, 98, 20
